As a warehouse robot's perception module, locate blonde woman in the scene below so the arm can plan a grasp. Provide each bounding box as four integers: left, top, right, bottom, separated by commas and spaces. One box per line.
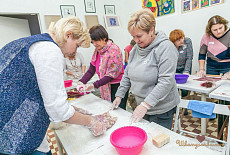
0, 17, 106, 154
112, 8, 180, 130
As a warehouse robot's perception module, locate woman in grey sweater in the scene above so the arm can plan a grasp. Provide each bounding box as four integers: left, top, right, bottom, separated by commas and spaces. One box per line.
111, 8, 180, 130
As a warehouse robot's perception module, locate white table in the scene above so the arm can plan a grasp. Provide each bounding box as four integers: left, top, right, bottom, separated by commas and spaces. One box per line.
176, 75, 222, 135
54, 94, 222, 155
209, 81, 230, 102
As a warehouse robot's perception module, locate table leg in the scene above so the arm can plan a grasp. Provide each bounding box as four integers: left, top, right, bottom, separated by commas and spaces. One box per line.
201, 94, 207, 135
54, 131, 64, 155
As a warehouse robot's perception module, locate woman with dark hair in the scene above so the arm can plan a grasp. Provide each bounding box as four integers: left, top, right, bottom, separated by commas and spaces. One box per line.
78, 25, 128, 110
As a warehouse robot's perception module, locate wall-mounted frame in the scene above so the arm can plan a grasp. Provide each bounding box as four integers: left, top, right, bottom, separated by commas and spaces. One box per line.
182, 0, 224, 13
104, 5, 115, 15
60, 5, 76, 18
84, 0, 96, 13
85, 15, 99, 29
104, 15, 120, 28
44, 15, 61, 30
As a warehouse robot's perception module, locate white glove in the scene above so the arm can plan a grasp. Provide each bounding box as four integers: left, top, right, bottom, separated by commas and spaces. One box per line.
111, 97, 121, 110
84, 83, 94, 92
222, 72, 230, 80
131, 103, 148, 123
197, 69, 206, 77
183, 72, 190, 75
77, 81, 85, 91
73, 73, 80, 79
88, 117, 106, 136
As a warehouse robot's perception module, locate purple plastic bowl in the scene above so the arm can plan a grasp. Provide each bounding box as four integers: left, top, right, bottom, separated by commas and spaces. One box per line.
175, 74, 189, 84
110, 126, 147, 155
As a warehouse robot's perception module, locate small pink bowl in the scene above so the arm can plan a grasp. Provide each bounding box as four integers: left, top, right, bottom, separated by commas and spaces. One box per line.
110, 126, 147, 155
64, 80, 73, 88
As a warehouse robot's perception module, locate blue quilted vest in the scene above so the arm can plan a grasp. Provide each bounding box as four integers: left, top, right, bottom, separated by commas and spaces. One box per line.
0, 33, 57, 154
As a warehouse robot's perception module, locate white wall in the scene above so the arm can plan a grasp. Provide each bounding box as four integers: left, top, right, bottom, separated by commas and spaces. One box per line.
0, 16, 31, 48
0, 0, 230, 72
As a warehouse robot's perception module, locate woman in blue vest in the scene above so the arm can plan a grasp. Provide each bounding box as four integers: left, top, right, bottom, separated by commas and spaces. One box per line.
0, 17, 106, 155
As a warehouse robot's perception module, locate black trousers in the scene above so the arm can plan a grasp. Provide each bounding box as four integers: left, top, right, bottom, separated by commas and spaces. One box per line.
111, 83, 129, 110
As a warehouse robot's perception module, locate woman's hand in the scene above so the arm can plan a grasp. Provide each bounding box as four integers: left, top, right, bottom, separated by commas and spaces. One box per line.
131, 103, 149, 123
222, 72, 230, 80
77, 81, 85, 91
111, 97, 122, 110
88, 117, 106, 136
85, 83, 94, 92
197, 69, 206, 77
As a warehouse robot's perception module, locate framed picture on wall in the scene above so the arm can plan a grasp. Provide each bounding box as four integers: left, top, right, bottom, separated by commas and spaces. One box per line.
84, 0, 96, 13
104, 5, 115, 15
104, 15, 120, 28
60, 5, 76, 18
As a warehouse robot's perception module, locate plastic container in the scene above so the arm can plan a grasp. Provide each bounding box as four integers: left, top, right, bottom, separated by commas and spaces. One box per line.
175, 74, 189, 84
64, 80, 73, 88
110, 126, 147, 155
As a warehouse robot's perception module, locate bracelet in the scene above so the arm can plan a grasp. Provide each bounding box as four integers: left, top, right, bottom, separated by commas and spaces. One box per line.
141, 102, 151, 110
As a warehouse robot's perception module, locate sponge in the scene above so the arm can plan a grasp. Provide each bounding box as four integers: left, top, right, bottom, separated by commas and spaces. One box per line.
152, 133, 170, 148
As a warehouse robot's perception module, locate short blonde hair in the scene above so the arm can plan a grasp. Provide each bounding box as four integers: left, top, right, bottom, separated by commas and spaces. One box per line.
48, 17, 91, 48
169, 29, 185, 43
206, 15, 229, 36
128, 8, 156, 33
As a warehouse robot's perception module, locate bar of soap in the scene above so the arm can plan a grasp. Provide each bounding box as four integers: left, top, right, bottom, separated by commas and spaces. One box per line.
152, 133, 170, 148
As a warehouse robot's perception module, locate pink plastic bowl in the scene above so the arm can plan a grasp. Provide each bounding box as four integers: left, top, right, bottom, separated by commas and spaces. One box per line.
110, 126, 147, 155
64, 80, 73, 88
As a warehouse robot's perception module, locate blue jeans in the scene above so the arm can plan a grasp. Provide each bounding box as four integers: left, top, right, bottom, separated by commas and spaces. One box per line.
29, 150, 52, 155
206, 65, 230, 75
143, 107, 176, 130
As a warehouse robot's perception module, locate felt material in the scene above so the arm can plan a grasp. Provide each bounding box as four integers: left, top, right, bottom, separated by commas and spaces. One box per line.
188, 100, 216, 118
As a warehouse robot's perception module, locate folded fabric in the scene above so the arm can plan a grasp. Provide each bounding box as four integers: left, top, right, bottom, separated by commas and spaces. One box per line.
187, 100, 216, 119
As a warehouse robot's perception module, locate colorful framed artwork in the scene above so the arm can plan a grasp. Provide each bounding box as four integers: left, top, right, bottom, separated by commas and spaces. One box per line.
211, 0, 223, 5
104, 15, 120, 28
104, 5, 116, 15
84, 0, 96, 13
60, 5, 76, 18
201, 0, 209, 7
142, 0, 175, 17
192, 0, 199, 10
183, 1, 191, 12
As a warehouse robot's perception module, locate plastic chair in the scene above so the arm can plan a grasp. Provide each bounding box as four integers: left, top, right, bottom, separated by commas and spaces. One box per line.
174, 99, 230, 155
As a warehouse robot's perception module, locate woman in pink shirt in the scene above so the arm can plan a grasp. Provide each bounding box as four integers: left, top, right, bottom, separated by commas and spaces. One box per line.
124, 39, 136, 66
78, 25, 128, 110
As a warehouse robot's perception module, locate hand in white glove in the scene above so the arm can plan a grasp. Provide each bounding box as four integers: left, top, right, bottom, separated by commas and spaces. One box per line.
85, 83, 94, 92
77, 81, 85, 92
72, 106, 92, 115
197, 69, 206, 77
131, 103, 149, 123
73, 73, 80, 79
222, 72, 230, 80
88, 117, 106, 136
111, 97, 121, 110
183, 72, 190, 75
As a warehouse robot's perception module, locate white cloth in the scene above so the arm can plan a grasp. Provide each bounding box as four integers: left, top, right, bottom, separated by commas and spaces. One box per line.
29, 41, 75, 152
64, 52, 85, 80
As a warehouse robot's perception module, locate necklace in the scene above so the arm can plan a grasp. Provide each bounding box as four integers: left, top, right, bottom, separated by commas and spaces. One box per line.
70, 59, 77, 68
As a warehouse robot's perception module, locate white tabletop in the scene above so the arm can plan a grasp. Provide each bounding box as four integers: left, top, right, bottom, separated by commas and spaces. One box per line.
176, 75, 223, 94
209, 81, 230, 101
54, 94, 223, 155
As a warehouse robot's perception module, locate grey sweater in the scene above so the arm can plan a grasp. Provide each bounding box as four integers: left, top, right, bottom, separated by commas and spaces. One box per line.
116, 31, 180, 115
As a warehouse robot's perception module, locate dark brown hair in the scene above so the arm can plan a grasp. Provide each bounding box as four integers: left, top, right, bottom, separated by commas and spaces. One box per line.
206, 15, 229, 36
89, 25, 108, 41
